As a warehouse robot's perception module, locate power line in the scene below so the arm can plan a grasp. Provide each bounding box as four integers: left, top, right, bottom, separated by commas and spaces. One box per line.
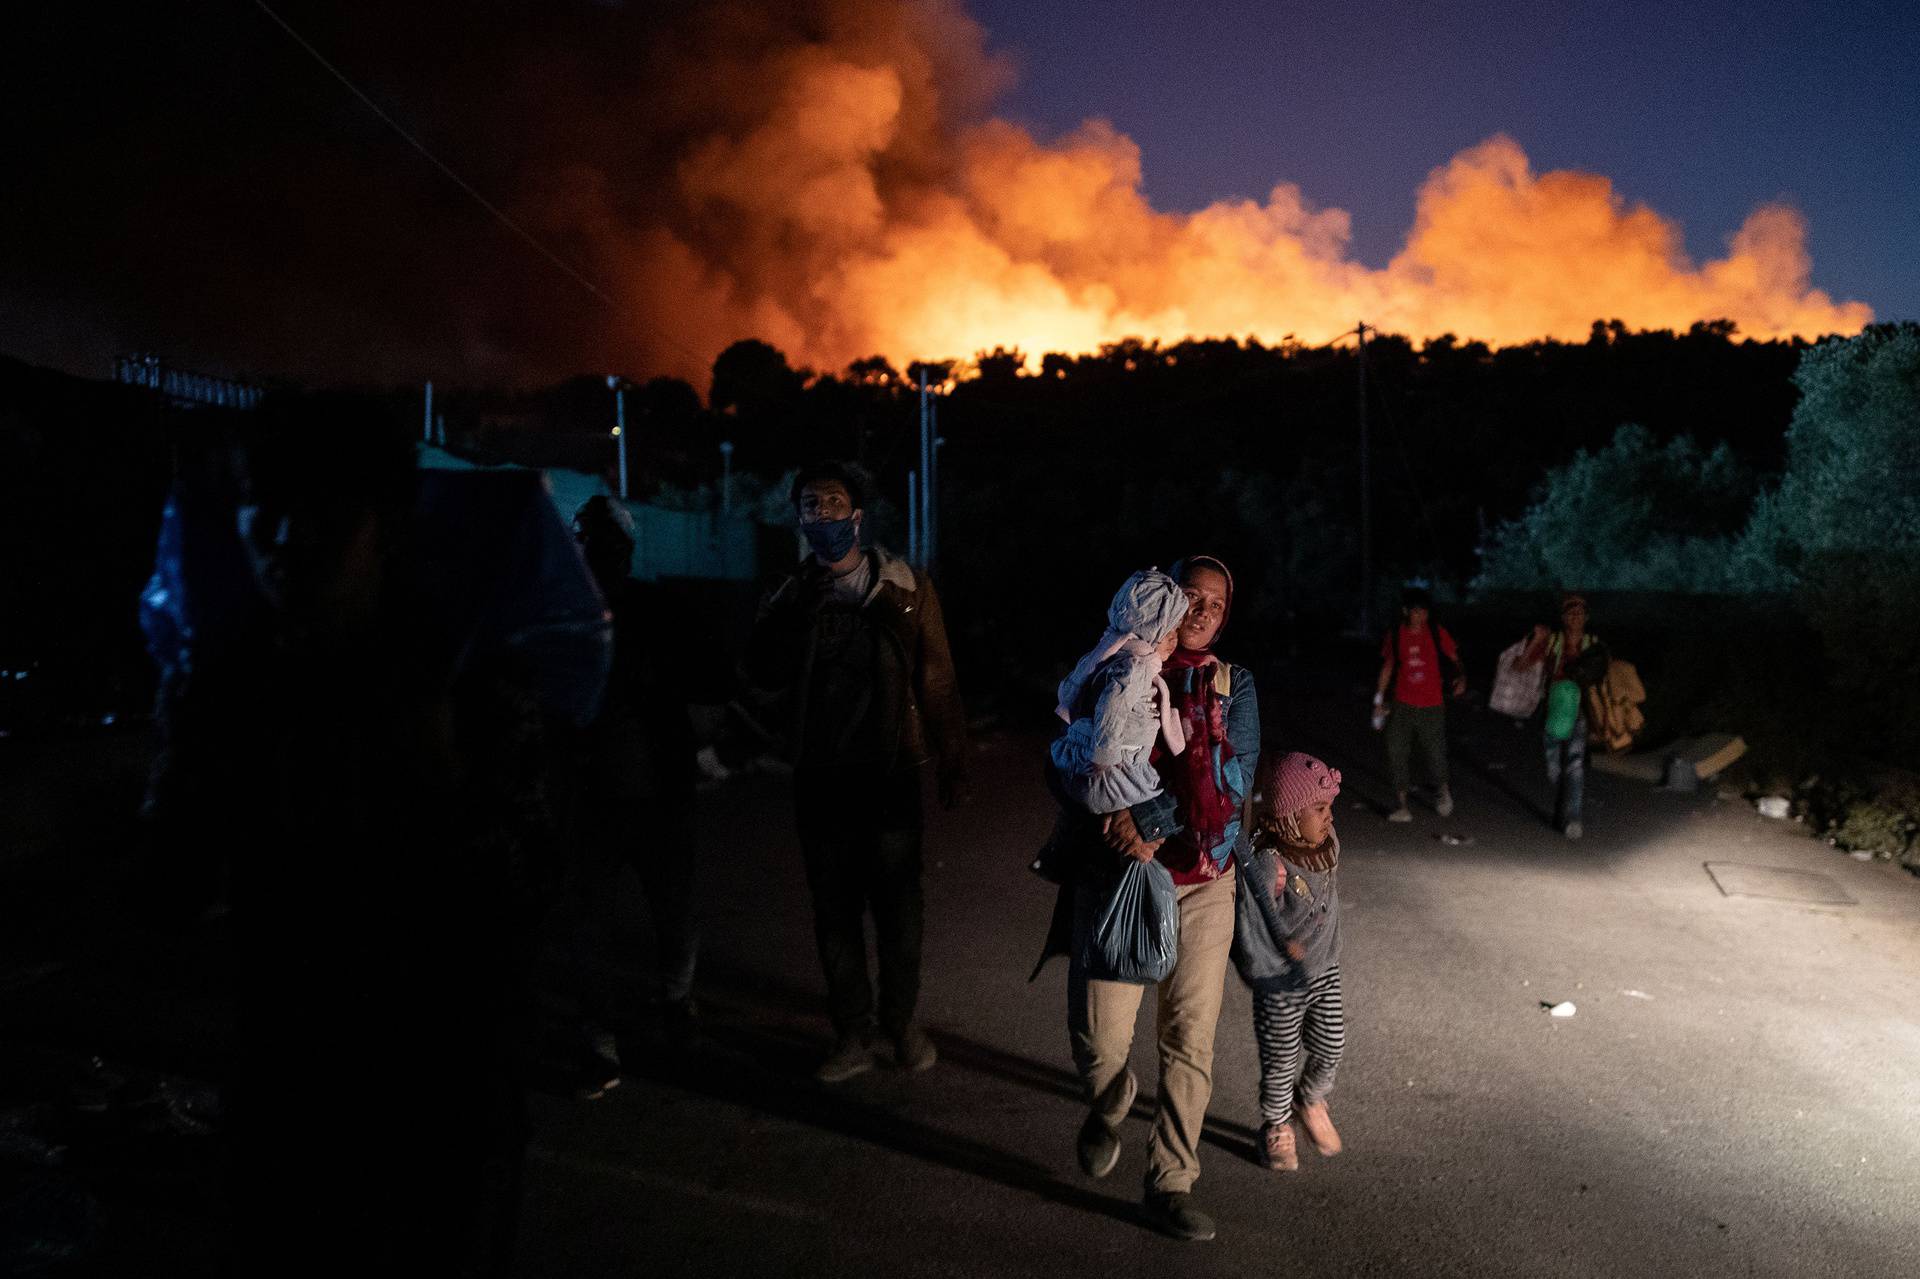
250, 0, 615, 308
249, 1, 725, 381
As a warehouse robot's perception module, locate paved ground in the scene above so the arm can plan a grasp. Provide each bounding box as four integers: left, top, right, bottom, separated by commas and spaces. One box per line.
4, 663, 1916, 1275
513, 669, 1920, 1278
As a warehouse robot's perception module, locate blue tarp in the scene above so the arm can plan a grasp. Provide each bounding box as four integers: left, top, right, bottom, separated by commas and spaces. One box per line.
417, 447, 757, 583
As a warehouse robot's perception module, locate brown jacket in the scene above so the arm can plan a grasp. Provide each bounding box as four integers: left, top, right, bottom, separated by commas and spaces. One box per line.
743, 546, 967, 779
1585, 658, 1647, 753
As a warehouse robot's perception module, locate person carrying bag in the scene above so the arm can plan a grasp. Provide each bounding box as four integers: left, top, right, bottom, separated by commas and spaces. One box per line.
1513, 593, 1609, 839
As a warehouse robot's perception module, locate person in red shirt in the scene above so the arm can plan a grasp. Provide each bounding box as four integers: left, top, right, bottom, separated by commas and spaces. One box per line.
1372, 588, 1466, 823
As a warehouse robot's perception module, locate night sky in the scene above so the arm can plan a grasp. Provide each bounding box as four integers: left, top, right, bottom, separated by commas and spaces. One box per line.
2, 0, 1914, 387
971, 0, 1919, 322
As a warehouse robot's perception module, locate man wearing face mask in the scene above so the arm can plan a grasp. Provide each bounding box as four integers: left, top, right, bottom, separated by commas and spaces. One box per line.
744, 461, 969, 1082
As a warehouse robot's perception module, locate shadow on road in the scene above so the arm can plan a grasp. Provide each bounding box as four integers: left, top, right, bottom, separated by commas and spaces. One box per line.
607, 1014, 1146, 1228
1449, 733, 1557, 827
639, 959, 1266, 1180
1273, 686, 1557, 831
928, 1026, 1264, 1164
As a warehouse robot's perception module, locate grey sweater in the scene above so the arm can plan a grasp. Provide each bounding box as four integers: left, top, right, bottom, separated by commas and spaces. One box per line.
1229, 830, 1341, 994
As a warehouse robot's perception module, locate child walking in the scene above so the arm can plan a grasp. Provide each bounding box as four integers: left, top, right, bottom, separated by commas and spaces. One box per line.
1050, 569, 1189, 817
1230, 751, 1347, 1171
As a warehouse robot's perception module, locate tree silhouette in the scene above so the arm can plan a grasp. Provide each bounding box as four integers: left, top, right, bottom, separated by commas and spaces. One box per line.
975, 347, 1025, 384
846, 355, 900, 388
709, 339, 803, 418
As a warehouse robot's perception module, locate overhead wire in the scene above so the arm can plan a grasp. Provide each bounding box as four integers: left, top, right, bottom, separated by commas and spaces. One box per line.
248, 0, 714, 377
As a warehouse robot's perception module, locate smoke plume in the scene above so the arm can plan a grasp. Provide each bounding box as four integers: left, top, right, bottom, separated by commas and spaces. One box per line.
0, 0, 1870, 386
570, 0, 1869, 381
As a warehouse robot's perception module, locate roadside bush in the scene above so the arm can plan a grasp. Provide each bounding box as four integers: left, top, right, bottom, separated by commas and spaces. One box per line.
1473, 325, 1920, 780
1738, 324, 1920, 586
1793, 551, 1920, 765
1473, 424, 1756, 594
1828, 797, 1918, 862
1808, 771, 1920, 865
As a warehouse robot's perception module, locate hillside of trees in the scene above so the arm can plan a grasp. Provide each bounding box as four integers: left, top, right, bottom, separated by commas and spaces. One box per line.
9, 321, 1914, 786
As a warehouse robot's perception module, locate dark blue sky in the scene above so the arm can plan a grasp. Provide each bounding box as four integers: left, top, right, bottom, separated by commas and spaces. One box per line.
968, 0, 1919, 322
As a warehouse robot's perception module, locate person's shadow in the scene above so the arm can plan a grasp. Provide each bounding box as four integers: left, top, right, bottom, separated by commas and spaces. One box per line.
602, 958, 1265, 1217
926, 1023, 1265, 1167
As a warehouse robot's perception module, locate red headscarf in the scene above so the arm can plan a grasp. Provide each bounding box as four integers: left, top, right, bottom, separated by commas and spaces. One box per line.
1153, 557, 1239, 874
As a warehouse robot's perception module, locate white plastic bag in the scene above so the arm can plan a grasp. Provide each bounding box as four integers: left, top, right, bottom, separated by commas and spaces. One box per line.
1489, 638, 1545, 719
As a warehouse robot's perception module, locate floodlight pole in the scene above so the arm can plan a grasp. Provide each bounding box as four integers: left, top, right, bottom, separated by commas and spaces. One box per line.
608, 375, 628, 500
917, 366, 931, 568
1357, 321, 1373, 637
927, 394, 938, 568
907, 469, 920, 566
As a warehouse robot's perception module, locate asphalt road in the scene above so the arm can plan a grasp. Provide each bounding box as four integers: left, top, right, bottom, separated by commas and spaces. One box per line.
513, 671, 1920, 1278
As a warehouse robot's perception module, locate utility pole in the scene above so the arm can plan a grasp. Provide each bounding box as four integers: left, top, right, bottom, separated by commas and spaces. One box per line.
917, 366, 931, 569
907, 469, 920, 566
928, 397, 942, 568
423, 381, 434, 444
1357, 321, 1373, 637
607, 375, 628, 500
719, 440, 734, 517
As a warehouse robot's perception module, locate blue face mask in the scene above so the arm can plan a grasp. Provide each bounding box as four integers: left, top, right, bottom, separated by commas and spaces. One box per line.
801, 516, 859, 562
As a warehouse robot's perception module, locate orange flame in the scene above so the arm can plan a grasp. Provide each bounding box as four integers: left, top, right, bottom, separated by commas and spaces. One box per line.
574, 1, 1869, 381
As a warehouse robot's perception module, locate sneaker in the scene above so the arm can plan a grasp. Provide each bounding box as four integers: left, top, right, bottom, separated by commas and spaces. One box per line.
1296, 1100, 1342, 1156
1076, 1109, 1121, 1178
892, 1025, 938, 1074
1259, 1120, 1298, 1171
572, 1027, 622, 1100
1435, 788, 1455, 817
694, 745, 732, 786
1387, 806, 1413, 823
1564, 820, 1584, 841
1141, 1191, 1216, 1242
814, 1032, 877, 1084
573, 1055, 622, 1102
1076, 1070, 1137, 1178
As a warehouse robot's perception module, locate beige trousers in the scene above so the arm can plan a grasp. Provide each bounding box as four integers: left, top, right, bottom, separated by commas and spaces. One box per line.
1068, 865, 1236, 1195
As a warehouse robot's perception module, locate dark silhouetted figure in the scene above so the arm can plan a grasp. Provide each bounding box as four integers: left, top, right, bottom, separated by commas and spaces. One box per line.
146, 402, 558, 1276
556, 496, 700, 1088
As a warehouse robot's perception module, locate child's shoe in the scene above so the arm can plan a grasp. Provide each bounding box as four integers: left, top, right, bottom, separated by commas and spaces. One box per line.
1259, 1120, 1298, 1171
1297, 1100, 1342, 1156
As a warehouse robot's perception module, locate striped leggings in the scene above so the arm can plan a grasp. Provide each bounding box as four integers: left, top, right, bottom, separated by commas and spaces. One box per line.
1251, 965, 1344, 1125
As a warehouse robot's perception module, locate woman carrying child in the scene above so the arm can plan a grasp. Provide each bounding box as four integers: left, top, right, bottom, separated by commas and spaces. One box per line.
1031, 556, 1260, 1243
1231, 751, 1348, 1172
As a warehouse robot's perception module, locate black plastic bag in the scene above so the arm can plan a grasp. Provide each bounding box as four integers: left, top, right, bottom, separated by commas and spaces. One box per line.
1083, 858, 1180, 985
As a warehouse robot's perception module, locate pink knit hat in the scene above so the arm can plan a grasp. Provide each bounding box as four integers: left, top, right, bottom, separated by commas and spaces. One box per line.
1263, 751, 1342, 820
